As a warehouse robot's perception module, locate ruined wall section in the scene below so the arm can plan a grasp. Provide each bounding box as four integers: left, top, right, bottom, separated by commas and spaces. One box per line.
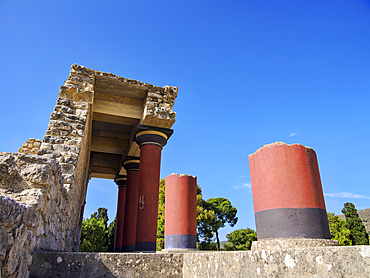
0, 153, 66, 278
36, 64, 95, 251
0, 64, 95, 277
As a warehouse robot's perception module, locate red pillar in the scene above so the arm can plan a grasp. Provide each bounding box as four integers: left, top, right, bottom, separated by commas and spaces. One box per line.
249, 142, 330, 240
122, 157, 140, 252
113, 175, 127, 252
134, 125, 173, 252
164, 173, 197, 250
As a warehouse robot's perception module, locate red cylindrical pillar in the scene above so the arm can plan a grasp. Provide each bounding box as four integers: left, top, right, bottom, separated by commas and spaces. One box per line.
113, 175, 127, 252
134, 125, 173, 252
249, 142, 331, 240
122, 157, 140, 252
164, 173, 197, 249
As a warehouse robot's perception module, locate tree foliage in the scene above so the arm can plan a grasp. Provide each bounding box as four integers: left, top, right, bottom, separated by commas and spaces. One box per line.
157, 179, 166, 251
79, 207, 113, 252
79, 216, 108, 252
200, 198, 238, 250
107, 216, 116, 252
223, 228, 257, 251
196, 186, 216, 245
327, 212, 351, 246
342, 202, 369, 245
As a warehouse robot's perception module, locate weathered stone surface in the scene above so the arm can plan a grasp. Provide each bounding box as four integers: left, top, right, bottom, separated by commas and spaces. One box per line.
0, 151, 79, 278
0, 228, 11, 259
43, 136, 62, 144
251, 238, 339, 251
0, 153, 25, 191
29, 246, 370, 278
30, 252, 183, 278
183, 246, 370, 278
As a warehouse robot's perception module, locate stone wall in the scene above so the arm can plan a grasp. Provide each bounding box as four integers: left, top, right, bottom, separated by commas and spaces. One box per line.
0, 65, 94, 278
29, 246, 370, 277
0, 153, 67, 277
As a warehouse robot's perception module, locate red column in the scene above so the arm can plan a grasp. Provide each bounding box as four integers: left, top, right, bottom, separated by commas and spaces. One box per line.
249, 142, 330, 240
113, 175, 127, 252
134, 125, 173, 252
122, 157, 140, 252
164, 173, 197, 249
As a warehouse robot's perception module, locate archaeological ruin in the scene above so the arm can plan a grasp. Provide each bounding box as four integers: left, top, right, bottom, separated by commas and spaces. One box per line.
1, 65, 370, 278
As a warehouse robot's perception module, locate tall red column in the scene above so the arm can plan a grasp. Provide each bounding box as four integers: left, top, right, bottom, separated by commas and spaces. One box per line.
113, 175, 127, 252
134, 125, 173, 252
164, 173, 197, 250
249, 142, 331, 240
121, 156, 140, 252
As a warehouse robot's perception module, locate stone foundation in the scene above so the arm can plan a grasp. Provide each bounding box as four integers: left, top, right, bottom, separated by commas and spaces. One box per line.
30, 246, 370, 277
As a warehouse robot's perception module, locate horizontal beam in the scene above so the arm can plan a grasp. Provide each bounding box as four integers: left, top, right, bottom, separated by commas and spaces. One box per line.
92, 130, 130, 140
89, 166, 119, 176
93, 98, 143, 120
90, 152, 122, 169
93, 112, 140, 126
90, 136, 128, 155
95, 76, 148, 99
90, 173, 116, 179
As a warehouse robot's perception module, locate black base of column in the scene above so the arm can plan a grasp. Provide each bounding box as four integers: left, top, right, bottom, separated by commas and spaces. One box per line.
114, 247, 122, 252
255, 207, 331, 239
135, 242, 156, 252
122, 245, 135, 252
164, 235, 197, 249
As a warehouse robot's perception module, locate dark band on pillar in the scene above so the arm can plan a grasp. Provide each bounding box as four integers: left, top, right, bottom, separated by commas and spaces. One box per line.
255, 207, 331, 239
164, 235, 197, 249
114, 175, 127, 187
134, 124, 173, 148
123, 156, 140, 171
135, 242, 156, 252
122, 245, 135, 252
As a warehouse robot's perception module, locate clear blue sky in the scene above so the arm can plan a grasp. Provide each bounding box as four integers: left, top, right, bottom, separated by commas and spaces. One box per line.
1, 0, 370, 241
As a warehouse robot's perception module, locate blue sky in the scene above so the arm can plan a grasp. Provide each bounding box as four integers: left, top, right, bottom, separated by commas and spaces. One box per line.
1, 0, 370, 241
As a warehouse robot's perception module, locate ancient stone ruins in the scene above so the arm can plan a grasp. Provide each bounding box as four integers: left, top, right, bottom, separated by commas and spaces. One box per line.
1, 65, 370, 278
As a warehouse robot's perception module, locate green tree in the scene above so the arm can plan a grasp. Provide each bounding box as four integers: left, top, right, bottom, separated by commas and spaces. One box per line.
197, 185, 216, 246
79, 216, 108, 252
95, 208, 109, 247
223, 228, 257, 251
202, 198, 238, 250
79, 207, 114, 252
107, 217, 116, 251
198, 240, 217, 250
342, 203, 369, 245
327, 212, 351, 246
157, 179, 166, 251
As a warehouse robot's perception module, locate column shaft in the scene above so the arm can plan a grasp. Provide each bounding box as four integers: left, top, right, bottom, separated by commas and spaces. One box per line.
114, 175, 127, 252
249, 142, 330, 240
135, 144, 162, 251
164, 174, 197, 249
122, 157, 140, 252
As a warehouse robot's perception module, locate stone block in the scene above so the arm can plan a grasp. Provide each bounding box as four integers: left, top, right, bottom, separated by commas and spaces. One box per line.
59, 163, 75, 174
65, 115, 86, 124
46, 128, 60, 136
62, 174, 74, 184
40, 143, 52, 150
50, 112, 64, 120
56, 98, 72, 107
54, 105, 73, 114
43, 136, 63, 144
49, 120, 71, 131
